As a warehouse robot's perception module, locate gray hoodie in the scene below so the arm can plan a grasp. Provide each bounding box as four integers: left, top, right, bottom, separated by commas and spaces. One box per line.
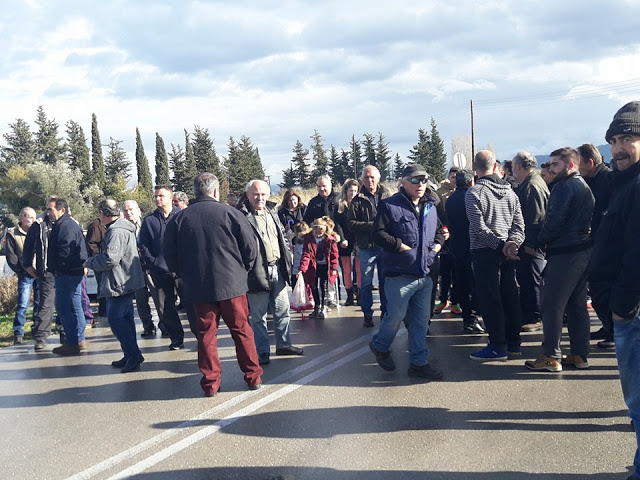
84, 217, 145, 297
465, 174, 525, 251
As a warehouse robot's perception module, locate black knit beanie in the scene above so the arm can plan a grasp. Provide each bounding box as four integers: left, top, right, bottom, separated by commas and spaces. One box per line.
605, 101, 640, 143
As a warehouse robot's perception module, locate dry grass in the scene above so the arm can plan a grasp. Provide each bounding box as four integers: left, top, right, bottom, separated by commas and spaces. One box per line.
0, 275, 18, 315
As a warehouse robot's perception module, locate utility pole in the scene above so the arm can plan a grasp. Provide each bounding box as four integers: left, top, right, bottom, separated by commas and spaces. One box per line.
470, 99, 475, 169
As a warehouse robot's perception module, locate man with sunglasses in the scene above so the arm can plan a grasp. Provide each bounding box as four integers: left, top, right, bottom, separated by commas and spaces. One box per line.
368, 164, 444, 380
466, 150, 525, 362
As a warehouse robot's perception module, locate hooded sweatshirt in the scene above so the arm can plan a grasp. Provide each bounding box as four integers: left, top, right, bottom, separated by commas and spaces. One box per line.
465, 174, 525, 251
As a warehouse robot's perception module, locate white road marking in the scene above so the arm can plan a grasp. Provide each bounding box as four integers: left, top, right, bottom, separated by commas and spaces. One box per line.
65, 330, 400, 480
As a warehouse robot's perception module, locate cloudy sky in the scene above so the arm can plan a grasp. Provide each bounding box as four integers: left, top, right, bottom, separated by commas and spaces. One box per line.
1, 0, 639, 186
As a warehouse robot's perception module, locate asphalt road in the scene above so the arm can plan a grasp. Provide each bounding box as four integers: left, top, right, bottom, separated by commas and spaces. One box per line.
0, 298, 635, 480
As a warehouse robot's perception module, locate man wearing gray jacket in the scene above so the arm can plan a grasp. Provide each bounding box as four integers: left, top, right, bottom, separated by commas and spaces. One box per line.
84, 199, 145, 373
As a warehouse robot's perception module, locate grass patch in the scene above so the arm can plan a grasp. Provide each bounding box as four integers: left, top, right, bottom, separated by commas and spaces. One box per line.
0, 312, 34, 347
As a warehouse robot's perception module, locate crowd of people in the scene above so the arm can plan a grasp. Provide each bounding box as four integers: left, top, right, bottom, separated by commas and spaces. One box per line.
3, 101, 640, 479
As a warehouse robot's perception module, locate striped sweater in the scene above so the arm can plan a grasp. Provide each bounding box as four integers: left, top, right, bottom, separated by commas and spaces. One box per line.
465, 175, 525, 251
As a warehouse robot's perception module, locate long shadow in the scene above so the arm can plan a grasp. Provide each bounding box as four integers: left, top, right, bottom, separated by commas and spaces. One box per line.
152, 405, 632, 437
126, 466, 633, 480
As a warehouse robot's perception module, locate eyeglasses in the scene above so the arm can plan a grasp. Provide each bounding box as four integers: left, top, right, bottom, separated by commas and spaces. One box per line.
406, 177, 428, 185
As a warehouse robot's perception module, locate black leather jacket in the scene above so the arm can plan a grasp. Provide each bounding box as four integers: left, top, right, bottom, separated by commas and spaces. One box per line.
537, 171, 594, 255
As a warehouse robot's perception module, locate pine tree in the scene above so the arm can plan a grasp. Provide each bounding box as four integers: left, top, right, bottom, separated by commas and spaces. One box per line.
328, 145, 345, 185
362, 133, 377, 169
392, 153, 404, 179
104, 137, 130, 184
135, 128, 153, 196
310, 130, 329, 180
1, 118, 35, 174
238, 135, 264, 183
280, 166, 297, 189
168, 143, 189, 192
183, 130, 198, 188
407, 128, 430, 170
341, 149, 351, 181
65, 120, 91, 187
34, 106, 65, 165
91, 113, 106, 190
349, 134, 362, 179
226, 137, 245, 195
427, 117, 447, 181
192, 125, 220, 176
154, 132, 170, 186
291, 140, 311, 188
375, 132, 392, 181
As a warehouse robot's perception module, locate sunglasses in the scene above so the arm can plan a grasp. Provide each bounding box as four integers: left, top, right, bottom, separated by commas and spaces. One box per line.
407, 177, 428, 185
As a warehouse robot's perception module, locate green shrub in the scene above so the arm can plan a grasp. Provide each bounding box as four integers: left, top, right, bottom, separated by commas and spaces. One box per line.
0, 275, 18, 315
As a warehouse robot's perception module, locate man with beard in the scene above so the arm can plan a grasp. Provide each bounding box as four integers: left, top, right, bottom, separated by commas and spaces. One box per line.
525, 147, 594, 372
589, 101, 640, 480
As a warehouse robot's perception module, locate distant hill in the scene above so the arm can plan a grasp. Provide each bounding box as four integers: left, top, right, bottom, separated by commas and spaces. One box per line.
534, 144, 611, 166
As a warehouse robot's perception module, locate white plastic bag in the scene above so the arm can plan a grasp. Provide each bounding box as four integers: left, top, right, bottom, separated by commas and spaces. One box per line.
290, 276, 314, 312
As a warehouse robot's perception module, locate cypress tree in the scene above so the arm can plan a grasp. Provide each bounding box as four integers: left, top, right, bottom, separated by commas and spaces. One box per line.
238, 136, 264, 183
328, 145, 345, 185
104, 137, 130, 183
226, 136, 245, 195
349, 135, 362, 179
135, 128, 153, 195
155, 132, 170, 185
392, 153, 404, 179
91, 113, 106, 190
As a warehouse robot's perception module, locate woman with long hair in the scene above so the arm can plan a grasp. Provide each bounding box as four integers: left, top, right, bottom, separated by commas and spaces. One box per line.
277, 189, 306, 230
334, 178, 360, 306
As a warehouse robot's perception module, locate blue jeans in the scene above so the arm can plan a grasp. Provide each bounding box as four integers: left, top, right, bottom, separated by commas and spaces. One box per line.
54, 275, 85, 345
247, 265, 292, 355
107, 293, 142, 360
614, 315, 640, 479
13, 273, 35, 336
359, 246, 386, 317
372, 275, 433, 366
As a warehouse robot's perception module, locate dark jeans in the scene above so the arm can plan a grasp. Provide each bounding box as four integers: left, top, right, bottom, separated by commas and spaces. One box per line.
135, 284, 154, 333
541, 249, 591, 359
94, 271, 106, 316
54, 274, 85, 345
438, 252, 458, 304
152, 274, 197, 345
106, 293, 142, 360
453, 253, 476, 322
515, 248, 545, 325
193, 296, 263, 395
471, 248, 522, 350
32, 272, 55, 341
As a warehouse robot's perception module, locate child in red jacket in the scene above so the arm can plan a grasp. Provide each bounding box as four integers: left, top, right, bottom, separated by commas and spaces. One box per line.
298, 216, 339, 319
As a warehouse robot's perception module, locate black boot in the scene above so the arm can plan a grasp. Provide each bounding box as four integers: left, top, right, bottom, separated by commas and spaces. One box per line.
354, 287, 360, 306
344, 288, 354, 306
309, 307, 320, 318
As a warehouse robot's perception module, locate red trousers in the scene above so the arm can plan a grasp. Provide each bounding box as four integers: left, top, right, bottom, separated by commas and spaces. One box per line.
193, 295, 263, 395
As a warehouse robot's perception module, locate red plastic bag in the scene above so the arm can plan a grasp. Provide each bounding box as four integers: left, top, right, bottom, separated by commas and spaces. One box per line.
290, 276, 315, 312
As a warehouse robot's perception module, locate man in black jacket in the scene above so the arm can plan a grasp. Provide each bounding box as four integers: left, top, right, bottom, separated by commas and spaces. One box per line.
139, 184, 197, 350
241, 180, 303, 366
578, 143, 615, 348
525, 147, 594, 372
512, 151, 549, 333
47, 198, 88, 356
590, 101, 640, 480
23, 197, 58, 351
164, 173, 263, 396
446, 169, 484, 333
348, 166, 391, 327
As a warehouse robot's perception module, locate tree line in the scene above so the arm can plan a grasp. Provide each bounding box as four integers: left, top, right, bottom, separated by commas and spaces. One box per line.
280, 118, 447, 189
0, 106, 448, 229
